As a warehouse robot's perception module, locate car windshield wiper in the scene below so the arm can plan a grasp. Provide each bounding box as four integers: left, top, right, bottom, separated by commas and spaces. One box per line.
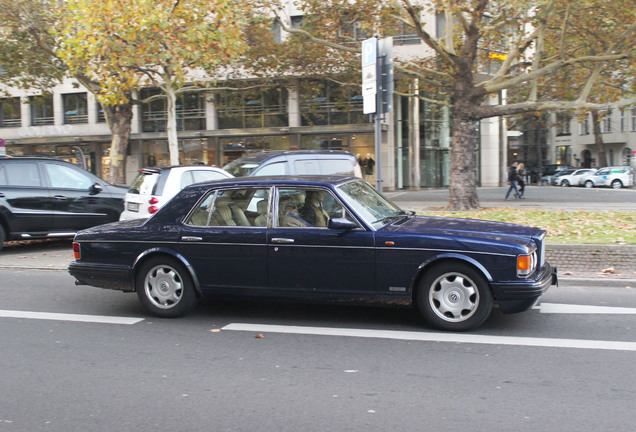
375, 212, 409, 225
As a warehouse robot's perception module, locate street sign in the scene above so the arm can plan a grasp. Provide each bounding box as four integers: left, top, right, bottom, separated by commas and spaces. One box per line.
0, 138, 5, 156
361, 38, 377, 114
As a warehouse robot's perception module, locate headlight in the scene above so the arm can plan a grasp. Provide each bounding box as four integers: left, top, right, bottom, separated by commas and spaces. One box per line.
517, 250, 537, 277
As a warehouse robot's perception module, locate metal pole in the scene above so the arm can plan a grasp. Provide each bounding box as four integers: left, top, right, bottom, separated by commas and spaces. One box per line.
375, 41, 383, 191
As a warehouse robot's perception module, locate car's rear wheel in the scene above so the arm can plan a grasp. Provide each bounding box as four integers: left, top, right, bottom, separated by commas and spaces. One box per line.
136, 256, 198, 317
611, 179, 623, 189
584, 180, 594, 188
560, 180, 570, 187
416, 262, 493, 331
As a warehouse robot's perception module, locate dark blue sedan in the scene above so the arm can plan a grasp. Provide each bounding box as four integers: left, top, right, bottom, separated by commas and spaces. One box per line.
69, 176, 557, 331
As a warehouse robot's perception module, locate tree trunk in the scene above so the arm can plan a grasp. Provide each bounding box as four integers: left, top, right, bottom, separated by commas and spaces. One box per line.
166, 86, 180, 166
102, 102, 133, 185
448, 115, 480, 210
590, 110, 608, 167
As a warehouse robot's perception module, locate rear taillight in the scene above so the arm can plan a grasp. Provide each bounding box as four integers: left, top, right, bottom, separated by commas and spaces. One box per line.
148, 196, 159, 214
72, 242, 81, 260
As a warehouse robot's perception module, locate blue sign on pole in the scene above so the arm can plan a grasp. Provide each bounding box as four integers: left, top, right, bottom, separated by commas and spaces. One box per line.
361, 38, 377, 67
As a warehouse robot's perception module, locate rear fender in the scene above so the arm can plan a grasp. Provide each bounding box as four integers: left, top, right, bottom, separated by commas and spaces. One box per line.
132, 247, 203, 296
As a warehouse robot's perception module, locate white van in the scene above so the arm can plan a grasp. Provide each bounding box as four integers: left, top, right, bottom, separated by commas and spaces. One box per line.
223, 150, 362, 178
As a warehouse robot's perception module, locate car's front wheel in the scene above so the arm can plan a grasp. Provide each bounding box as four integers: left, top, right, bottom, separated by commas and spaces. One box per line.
584, 180, 595, 188
560, 180, 570, 187
136, 256, 198, 317
611, 179, 623, 189
416, 262, 493, 331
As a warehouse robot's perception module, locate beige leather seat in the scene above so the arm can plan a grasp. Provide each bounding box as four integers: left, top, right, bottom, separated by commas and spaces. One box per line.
214, 205, 236, 226
254, 200, 268, 226
230, 204, 250, 226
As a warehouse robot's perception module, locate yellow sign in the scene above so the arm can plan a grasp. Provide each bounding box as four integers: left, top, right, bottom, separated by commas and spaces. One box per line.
489, 52, 508, 61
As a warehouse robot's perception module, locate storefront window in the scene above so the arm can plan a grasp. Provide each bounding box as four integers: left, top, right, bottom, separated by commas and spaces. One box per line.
216, 86, 288, 129
300, 80, 365, 126
0, 97, 21, 127
29, 95, 54, 126
140, 89, 206, 132
63, 93, 88, 124
219, 135, 290, 166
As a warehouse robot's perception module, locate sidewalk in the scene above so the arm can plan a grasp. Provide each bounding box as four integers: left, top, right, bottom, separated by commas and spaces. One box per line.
0, 239, 634, 288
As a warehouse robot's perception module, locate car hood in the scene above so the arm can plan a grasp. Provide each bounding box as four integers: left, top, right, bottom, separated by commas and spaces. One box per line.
385, 215, 539, 244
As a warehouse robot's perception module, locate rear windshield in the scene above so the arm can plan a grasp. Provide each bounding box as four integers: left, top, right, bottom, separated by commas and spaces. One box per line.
223, 161, 260, 177
128, 171, 163, 195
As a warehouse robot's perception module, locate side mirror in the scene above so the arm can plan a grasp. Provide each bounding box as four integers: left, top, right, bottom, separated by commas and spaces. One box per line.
328, 217, 358, 230
89, 183, 103, 195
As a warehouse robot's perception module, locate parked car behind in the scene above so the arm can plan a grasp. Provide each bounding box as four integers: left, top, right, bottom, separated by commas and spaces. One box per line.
540, 166, 571, 185
69, 176, 557, 332
548, 169, 576, 185
119, 165, 233, 221
556, 168, 596, 187
223, 150, 363, 178
0, 156, 126, 250
579, 166, 634, 189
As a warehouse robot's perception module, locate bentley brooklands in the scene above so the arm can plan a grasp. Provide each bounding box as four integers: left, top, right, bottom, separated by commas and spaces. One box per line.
69, 177, 557, 331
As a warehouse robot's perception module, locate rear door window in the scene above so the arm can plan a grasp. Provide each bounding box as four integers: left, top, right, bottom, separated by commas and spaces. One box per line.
254, 161, 286, 176
0, 162, 42, 187
318, 159, 354, 176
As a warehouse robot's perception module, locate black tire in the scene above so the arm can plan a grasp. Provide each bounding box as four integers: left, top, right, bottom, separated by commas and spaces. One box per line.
611, 179, 623, 189
0, 225, 5, 251
584, 180, 594, 188
560, 180, 570, 187
416, 262, 493, 331
135, 256, 198, 317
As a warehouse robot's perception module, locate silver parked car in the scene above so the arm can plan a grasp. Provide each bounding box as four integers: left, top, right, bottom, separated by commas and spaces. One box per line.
579, 166, 634, 189
557, 168, 596, 187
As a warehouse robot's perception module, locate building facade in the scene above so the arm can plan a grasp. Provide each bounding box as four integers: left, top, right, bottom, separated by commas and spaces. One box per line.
0, 3, 509, 190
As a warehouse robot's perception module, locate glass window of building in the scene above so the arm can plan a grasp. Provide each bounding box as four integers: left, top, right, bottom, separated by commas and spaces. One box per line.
300, 80, 364, 126
63, 93, 88, 124
216, 86, 288, 129
556, 113, 571, 136
96, 101, 106, 123
29, 95, 54, 126
140, 88, 206, 132
0, 97, 21, 127
600, 110, 612, 133
220, 135, 290, 166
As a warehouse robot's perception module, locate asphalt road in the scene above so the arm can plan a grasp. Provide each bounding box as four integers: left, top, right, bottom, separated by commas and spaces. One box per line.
1, 269, 635, 432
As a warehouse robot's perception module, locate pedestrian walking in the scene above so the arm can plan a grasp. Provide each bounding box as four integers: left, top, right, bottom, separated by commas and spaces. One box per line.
504, 161, 521, 200
517, 162, 526, 198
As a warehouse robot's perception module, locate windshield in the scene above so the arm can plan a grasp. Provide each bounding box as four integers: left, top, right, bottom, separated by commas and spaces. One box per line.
337, 180, 405, 229
223, 161, 259, 177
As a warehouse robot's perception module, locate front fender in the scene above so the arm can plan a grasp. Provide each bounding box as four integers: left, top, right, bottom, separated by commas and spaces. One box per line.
416, 253, 494, 284
132, 247, 203, 296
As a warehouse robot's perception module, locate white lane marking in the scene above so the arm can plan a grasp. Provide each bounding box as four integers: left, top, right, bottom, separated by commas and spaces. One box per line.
0, 309, 144, 325
536, 303, 636, 314
222, 323, 636, 352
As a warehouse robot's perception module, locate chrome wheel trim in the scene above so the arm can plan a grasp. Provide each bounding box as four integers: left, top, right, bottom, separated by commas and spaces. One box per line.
143, 265, 183, 309
428, 272, 479, 323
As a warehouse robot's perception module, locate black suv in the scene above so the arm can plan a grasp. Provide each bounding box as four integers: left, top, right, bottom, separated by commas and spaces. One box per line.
0, 156, 126, 250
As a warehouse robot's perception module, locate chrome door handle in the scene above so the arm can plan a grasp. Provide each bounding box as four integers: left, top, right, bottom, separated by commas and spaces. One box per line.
181, 236, 203, 242
53, 195, 68, 200
271, 238, 294, 244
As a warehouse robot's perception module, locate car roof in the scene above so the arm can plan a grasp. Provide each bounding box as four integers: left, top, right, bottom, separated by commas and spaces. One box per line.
227, 150, 355, 164
183, 175, 358, 190
0, 155, 66, 162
